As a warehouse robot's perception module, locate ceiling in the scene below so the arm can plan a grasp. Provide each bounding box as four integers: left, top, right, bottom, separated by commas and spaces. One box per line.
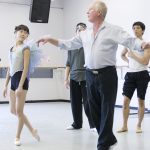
0, 0, 64, 8
0, 0, 32, 5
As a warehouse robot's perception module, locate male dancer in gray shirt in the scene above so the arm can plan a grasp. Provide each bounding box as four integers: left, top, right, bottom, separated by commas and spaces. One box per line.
64, 23, 95, 131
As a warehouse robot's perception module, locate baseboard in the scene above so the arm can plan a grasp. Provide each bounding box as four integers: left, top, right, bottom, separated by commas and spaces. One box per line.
1, 101, 149, 114
0, 99, 70, 104
115, 105, 140, 110
115, 104, 150, 115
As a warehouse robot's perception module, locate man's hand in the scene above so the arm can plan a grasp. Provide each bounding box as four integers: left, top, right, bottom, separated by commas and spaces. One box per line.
142, 42, 150, 49
37, 35, 51, 46
127, 50, 135, 58
64, 79, 70, 89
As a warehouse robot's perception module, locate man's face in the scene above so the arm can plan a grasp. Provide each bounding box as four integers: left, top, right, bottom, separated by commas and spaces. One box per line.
76, 25, 86, 33
87, 3, 100, 23
132, 25, 144, 38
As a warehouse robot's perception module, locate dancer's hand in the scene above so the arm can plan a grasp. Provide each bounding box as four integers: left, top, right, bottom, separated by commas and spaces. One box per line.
64, 79, 70, 89
3, 87, 8, 98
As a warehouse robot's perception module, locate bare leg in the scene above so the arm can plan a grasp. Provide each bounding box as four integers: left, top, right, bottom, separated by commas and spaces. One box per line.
9, 90, 17, 115
15, 90, 27, 139
136, 99, 145, 133
117, 96, 130, 133
10, 90, 35, 133
23, 114, 34, 133
10, 89, 22, 145
9, 90, 40, 143
23, 114, 40, 140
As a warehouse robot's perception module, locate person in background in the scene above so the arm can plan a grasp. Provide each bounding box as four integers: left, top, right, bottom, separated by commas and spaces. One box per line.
3, 25, 41, 146
37, 0, 150, 149
117, 21, 150, 133
64, 23, 95, 131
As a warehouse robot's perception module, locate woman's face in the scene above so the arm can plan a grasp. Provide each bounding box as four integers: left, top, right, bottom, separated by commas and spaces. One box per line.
15, 30, 29, 42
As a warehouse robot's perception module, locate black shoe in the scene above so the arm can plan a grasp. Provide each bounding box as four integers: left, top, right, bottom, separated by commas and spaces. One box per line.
98, 145, 110, 150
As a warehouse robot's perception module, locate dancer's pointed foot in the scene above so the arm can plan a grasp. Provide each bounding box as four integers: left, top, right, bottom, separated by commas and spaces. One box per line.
32, 129, 40, 142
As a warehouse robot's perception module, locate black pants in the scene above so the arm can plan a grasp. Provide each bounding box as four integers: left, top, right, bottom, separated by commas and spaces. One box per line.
70, 79, 94, 129
86, 67, 117, 150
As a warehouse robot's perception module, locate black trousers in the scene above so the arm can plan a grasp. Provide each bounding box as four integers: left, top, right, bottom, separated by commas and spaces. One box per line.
86, 66, 117, 149
70, 79, 95, 129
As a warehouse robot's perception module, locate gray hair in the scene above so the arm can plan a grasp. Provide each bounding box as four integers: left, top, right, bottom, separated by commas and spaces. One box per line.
94, 0, 107, 19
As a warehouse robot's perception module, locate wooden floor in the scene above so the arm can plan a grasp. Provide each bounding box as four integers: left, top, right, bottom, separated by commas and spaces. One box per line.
0, 102, 150, 150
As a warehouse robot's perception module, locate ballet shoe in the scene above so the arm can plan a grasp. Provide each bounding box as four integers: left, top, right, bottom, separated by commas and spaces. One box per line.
32, 129, 40, 142
136, 127, 142, 133
14, 138, 21, 146
117, 128, 128, 133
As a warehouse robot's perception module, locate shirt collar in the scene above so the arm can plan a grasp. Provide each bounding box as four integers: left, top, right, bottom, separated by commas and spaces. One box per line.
98, 21, 107, 31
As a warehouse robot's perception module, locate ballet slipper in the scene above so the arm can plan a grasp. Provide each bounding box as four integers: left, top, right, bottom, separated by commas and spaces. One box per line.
136, 127, 142, 133
32, 129, 40, 142
117, 128, 128, 133
14, 138, 21, 146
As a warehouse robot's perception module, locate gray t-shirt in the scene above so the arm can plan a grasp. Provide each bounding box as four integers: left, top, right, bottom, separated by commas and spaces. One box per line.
66, 47, 85, 82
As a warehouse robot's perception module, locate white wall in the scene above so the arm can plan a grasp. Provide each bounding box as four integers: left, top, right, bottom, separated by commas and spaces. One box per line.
63, 0, 93, 38
0, 1, 70, 101
0, 2, 65, 66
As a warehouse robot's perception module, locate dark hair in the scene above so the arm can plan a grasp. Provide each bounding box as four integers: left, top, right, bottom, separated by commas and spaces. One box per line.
132, 21, 145, 31
14, 24, 30, 34
76, 22, 87, 29
76, 22, 87, 32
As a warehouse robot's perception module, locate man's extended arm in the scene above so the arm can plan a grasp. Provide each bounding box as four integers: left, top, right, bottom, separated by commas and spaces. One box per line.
37, 35, 59, 46
37, 34, 83, 50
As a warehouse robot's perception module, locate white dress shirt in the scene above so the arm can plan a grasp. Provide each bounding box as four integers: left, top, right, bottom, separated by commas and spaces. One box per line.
59, 21, 143, 69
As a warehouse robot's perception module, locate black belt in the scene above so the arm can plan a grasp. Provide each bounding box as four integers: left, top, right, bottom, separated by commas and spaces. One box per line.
86, 66, 115, 74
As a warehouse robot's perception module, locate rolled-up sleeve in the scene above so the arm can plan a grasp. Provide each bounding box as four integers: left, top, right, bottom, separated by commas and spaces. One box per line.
58, 34, 83, 51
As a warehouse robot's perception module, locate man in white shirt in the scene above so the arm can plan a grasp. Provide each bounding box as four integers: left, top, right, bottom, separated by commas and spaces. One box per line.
37, 1, 150, 150
117, 21, 150, 134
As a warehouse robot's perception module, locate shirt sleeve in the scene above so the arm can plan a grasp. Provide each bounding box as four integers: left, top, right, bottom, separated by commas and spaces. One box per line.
22, 45, 30, 52
113, 27, 143, 51
58, 34, 83, 50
